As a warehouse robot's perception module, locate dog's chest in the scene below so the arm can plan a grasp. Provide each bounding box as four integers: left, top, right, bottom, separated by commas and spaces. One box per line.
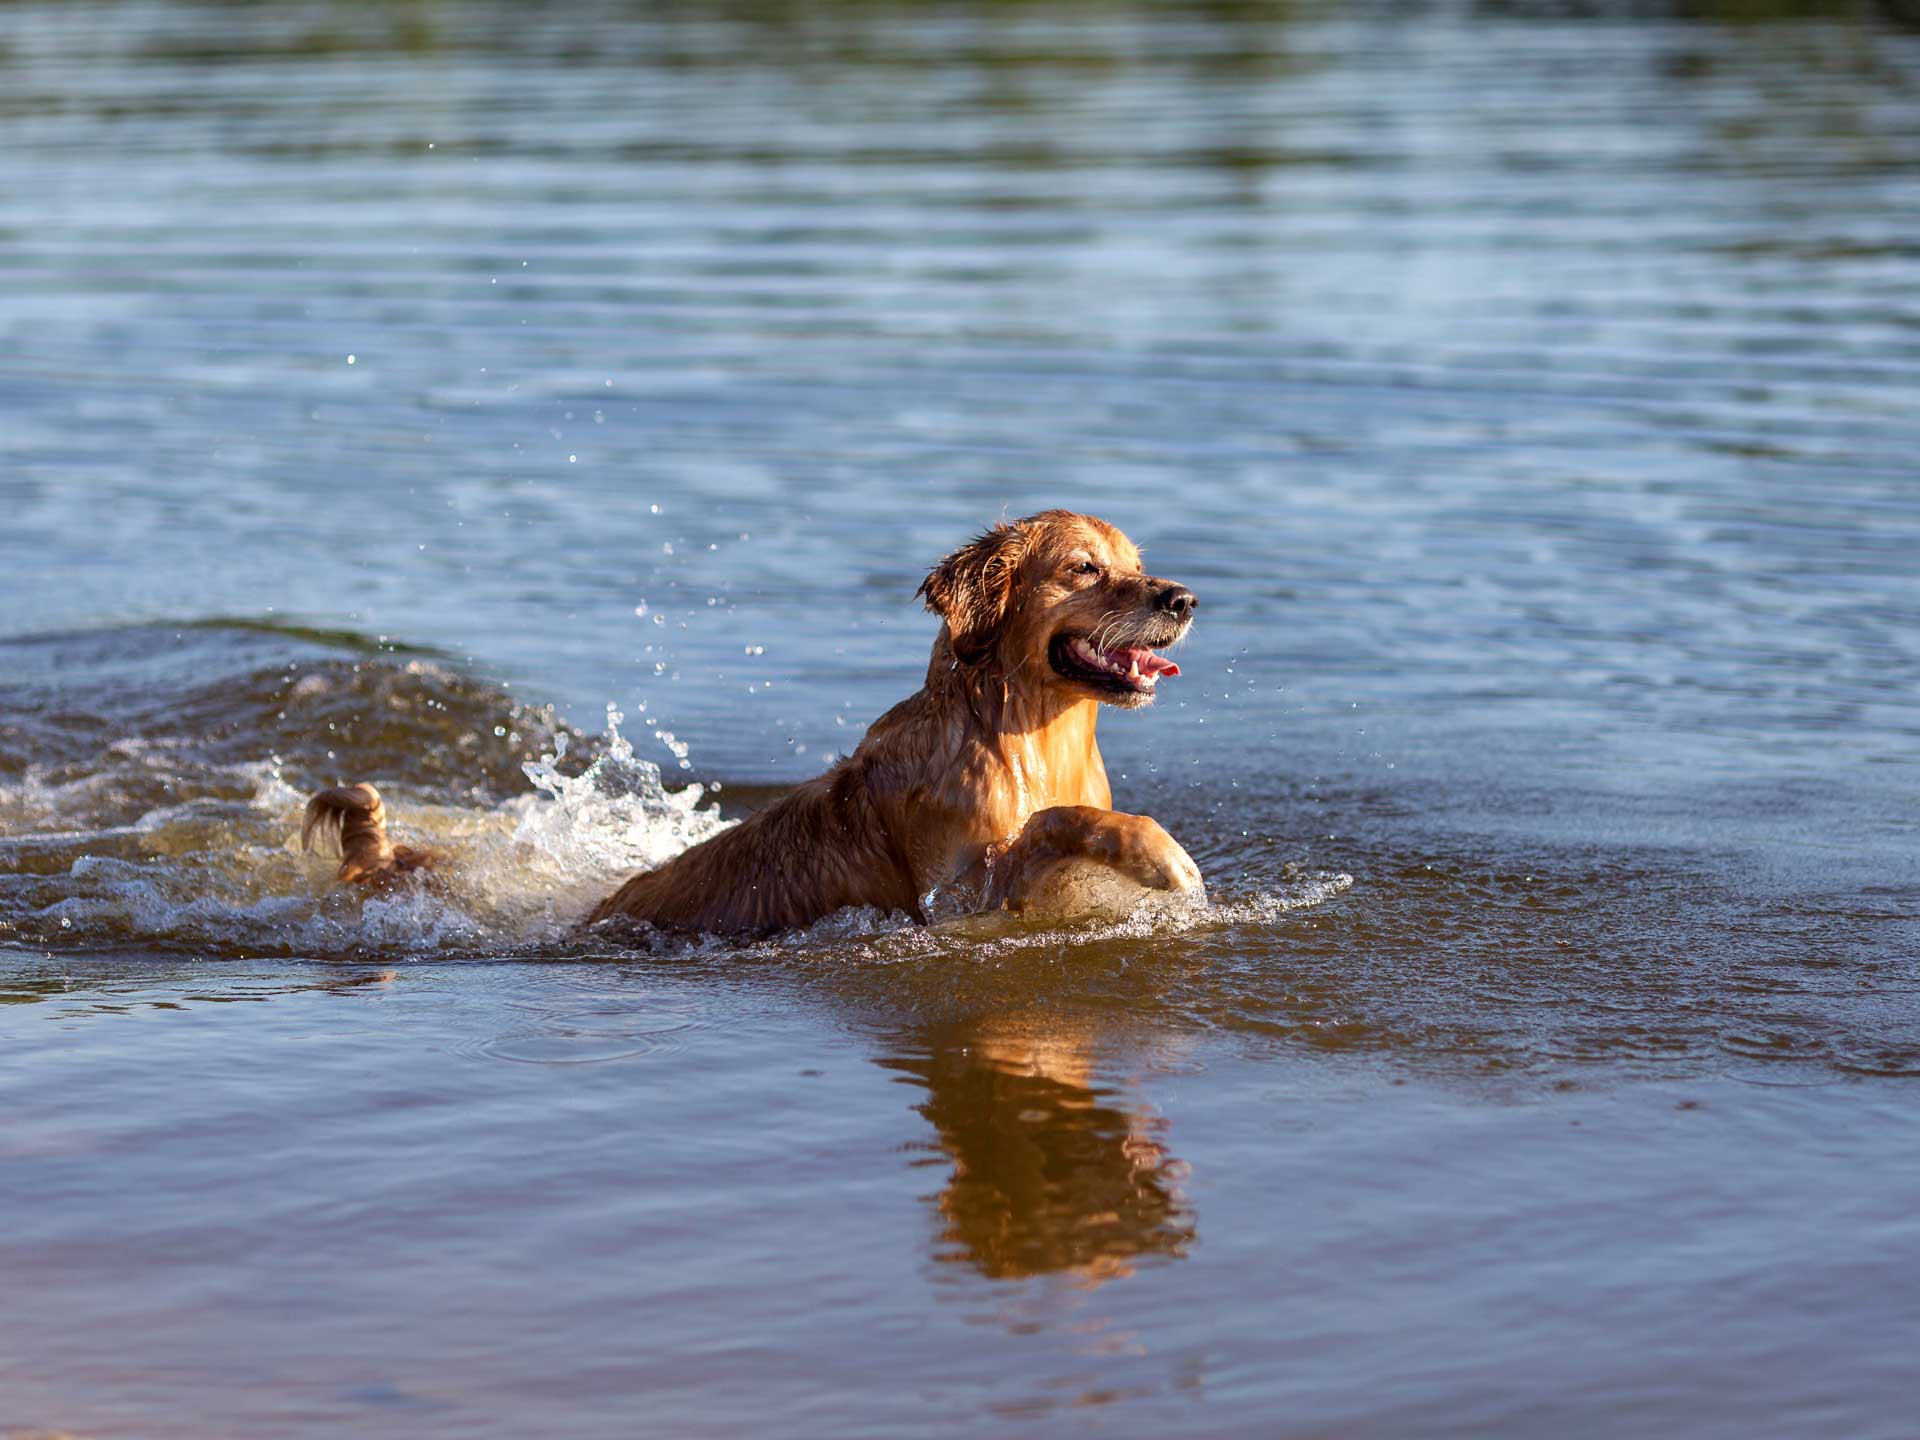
979, 741, 1112, 829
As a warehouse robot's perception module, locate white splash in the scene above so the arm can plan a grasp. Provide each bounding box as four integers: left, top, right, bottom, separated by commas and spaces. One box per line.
2, 710, 733, 957
511, 708, 729, 883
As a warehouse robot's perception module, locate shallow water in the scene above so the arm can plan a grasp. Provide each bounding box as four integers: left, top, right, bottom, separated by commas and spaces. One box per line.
4, 1, 1920, 1435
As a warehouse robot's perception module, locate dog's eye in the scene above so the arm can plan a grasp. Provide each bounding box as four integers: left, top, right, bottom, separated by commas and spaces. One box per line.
1071, 560, 1101, 577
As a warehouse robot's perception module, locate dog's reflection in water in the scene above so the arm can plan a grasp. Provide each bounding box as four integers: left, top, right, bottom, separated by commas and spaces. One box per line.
881, 1018, 1194, 1285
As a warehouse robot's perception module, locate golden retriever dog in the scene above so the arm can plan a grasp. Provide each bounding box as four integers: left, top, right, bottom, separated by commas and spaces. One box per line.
303, 509, 1203, 934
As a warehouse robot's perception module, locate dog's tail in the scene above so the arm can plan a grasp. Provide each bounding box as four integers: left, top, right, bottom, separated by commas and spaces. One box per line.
301, 783, 436, 886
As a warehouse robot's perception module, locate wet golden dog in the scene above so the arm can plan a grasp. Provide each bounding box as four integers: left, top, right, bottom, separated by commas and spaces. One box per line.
304, 509, 1202, 934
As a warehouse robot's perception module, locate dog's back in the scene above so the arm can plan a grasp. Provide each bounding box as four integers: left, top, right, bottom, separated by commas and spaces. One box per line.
583, 764, 921, 934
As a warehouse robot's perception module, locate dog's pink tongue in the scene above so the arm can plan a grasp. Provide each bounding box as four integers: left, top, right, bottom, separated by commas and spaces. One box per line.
1129, 649, 1180, 678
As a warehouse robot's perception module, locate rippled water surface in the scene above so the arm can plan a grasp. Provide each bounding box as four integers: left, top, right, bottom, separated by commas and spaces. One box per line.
4, 2, 1920, 1435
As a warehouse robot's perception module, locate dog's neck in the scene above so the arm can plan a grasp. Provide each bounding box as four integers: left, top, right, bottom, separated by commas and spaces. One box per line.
923, 632, 1106, 811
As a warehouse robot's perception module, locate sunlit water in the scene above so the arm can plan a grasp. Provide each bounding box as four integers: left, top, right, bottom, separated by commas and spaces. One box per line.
4, 2, 1920, 1435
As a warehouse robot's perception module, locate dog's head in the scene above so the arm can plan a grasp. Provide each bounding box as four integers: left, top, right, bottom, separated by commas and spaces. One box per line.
918, 510, 1196, 710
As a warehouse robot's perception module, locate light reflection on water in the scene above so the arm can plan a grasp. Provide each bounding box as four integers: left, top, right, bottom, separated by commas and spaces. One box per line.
4, 0, 1920, 1433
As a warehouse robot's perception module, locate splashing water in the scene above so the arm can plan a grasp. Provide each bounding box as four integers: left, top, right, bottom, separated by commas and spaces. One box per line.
0, 719, 734, 957
517, 707, 721, 868
482, 707, 734, 929
0, 631, 730, 956
0, 628, 1348, 961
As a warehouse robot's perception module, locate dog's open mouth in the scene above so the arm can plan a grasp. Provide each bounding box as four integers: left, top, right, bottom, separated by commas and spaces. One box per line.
1049, 634, 1182, 696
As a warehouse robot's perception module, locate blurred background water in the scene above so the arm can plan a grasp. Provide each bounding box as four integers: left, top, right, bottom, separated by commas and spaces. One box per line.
3, 1, 1919, 1435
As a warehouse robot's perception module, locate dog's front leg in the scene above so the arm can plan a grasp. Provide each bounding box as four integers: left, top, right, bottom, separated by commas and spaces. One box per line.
982, 805, 1204, 919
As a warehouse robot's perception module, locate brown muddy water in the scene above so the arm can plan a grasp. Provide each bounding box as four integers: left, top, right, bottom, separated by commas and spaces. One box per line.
3, 1, 1920, 1435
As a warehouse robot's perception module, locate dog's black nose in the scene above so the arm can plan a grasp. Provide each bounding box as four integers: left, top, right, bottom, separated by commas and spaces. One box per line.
1158, 585, 1197, 618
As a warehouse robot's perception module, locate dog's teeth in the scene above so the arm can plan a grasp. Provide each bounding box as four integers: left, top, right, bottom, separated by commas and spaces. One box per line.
1070, 636, 1161, 683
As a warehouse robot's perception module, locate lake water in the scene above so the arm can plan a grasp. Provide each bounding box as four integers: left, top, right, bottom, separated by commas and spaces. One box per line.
4, 1, 1920, 1434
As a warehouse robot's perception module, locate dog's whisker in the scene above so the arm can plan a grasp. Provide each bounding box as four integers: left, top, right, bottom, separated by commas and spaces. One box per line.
1088, 608, 1131, 654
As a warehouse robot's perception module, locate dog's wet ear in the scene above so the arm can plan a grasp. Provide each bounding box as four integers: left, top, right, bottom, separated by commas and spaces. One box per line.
918, 521, 1028, 664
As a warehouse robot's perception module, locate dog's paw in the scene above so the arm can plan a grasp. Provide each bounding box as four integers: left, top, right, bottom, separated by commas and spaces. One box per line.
1098, 815, 1201, 895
